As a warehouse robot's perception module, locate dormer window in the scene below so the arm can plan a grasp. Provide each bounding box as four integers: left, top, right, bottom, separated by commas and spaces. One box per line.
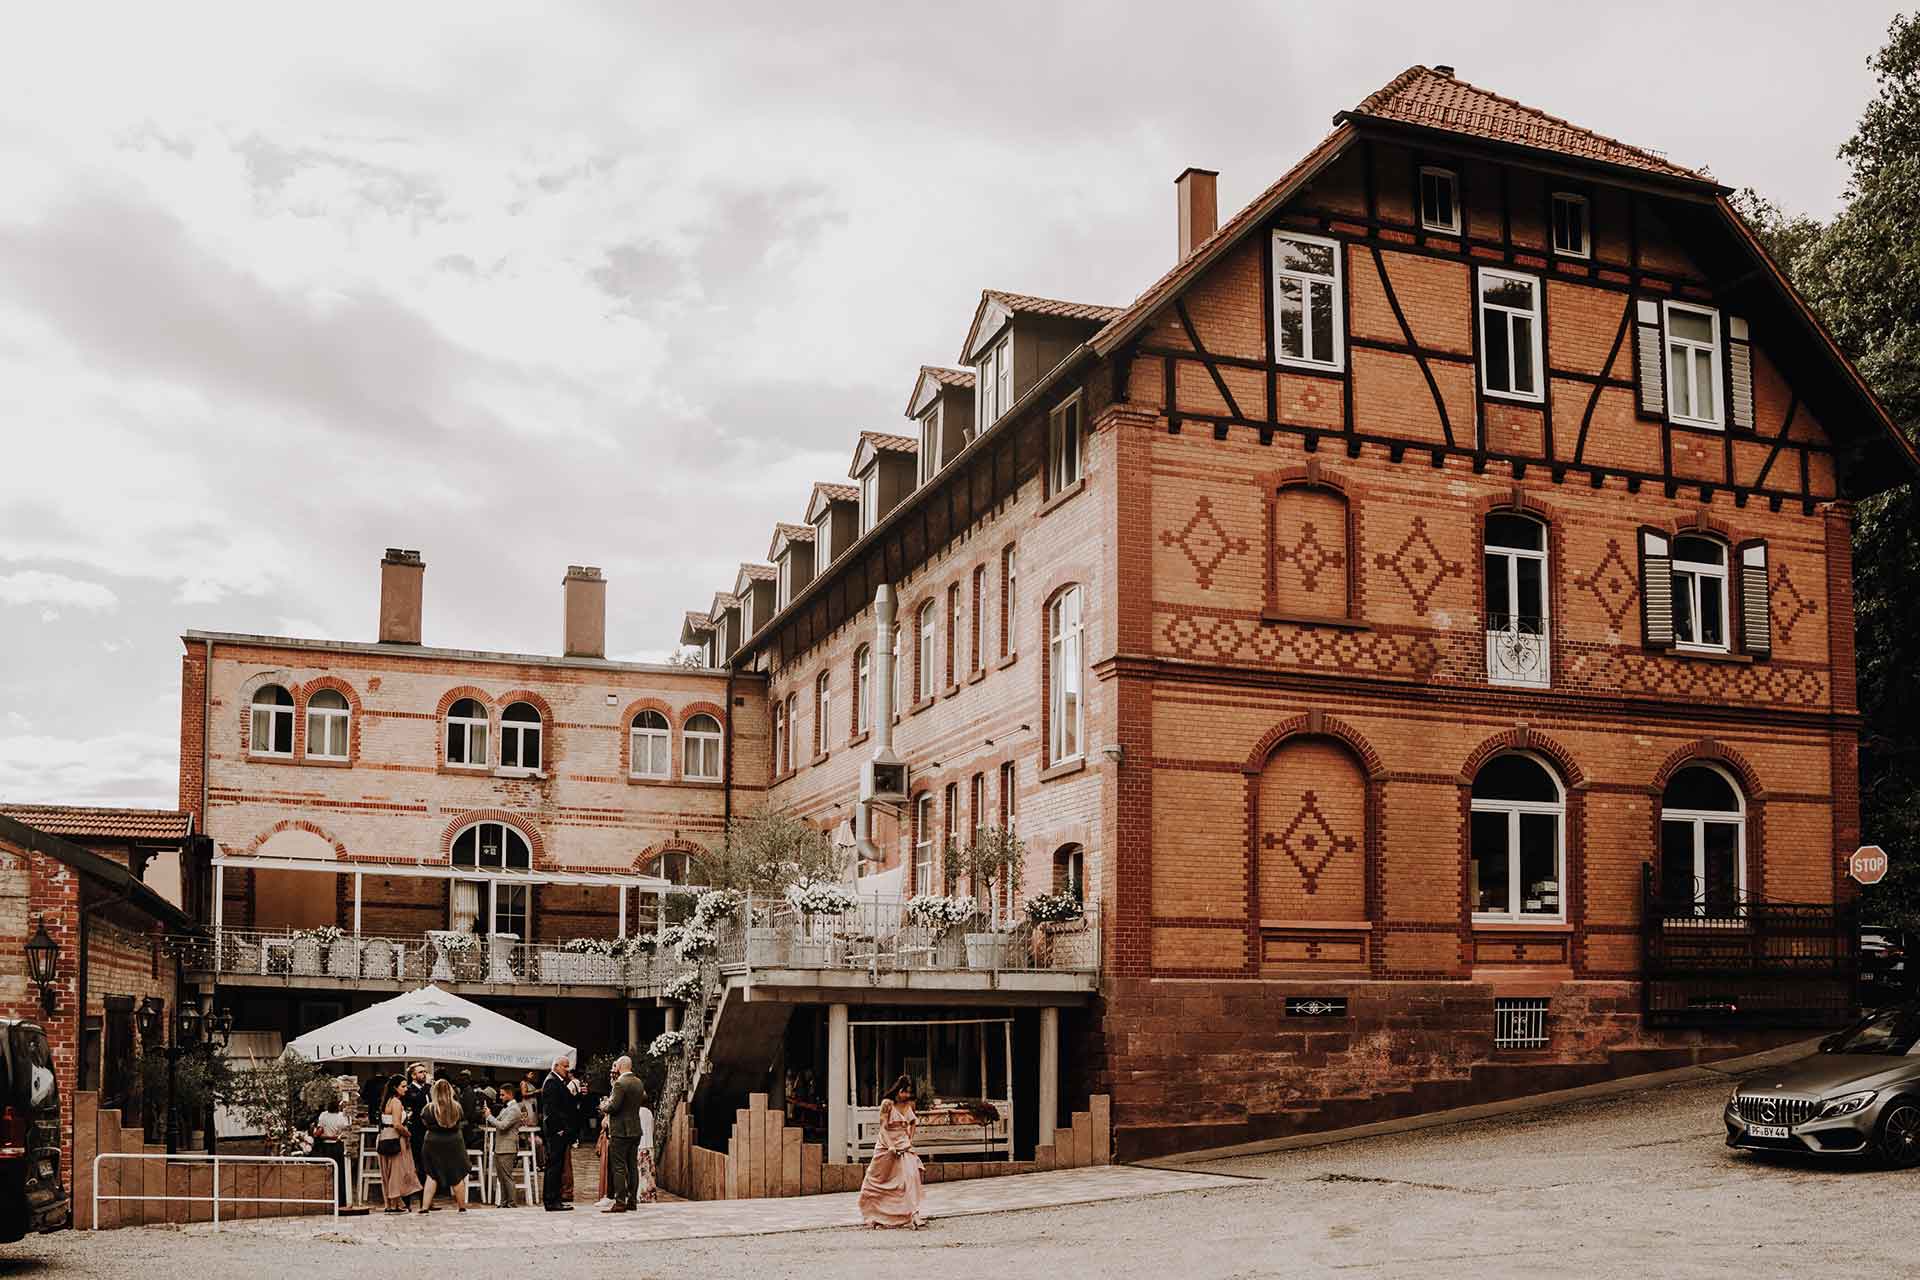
813, 511, 833, 565
920, 410, 941, 482
777, 555, 792, 607
976, 336, 1011, 431
1419, 166, 1460, 234
860, 467, 877, 534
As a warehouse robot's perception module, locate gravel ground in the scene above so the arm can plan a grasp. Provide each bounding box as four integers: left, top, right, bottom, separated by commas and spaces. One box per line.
12, 1067, 1914, 1280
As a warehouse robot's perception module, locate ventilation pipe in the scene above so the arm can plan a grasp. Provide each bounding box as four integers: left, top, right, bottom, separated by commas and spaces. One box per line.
855, 584, 903, 867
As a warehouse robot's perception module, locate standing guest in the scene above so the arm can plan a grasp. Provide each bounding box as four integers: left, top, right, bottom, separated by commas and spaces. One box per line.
418, 1078, 470, 1213
312, 1094, 354, 1207
539, 1055, 580, 1211
457, 1070, 488, 1158
376, 1075, 421, 1214
401, 1061, 431, 1201
632, 1087, 658, 1206
858, 1075, 925, 1229
599, 1056, 648, 1212
483, 1084, 526, 1208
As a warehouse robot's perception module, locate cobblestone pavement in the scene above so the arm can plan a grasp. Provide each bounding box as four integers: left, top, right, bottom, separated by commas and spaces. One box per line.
19, 1070, 1918, 1279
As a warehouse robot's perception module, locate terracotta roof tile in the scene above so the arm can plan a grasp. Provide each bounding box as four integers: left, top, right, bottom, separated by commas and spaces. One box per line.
772, 522, 815, 542
921, 365, 975, 388
811, 481, 859, 504
1352, 65, 1704, 181
682, 611, 712, 633
709, 590, 739, 615
737, 562, 776, 583
983, 290, 1126, 325
858, 430, 918, 454
0, 804, 192, 843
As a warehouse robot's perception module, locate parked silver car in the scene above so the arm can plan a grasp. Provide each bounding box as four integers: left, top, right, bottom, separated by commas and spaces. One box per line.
1725, 1004, 1920, 1167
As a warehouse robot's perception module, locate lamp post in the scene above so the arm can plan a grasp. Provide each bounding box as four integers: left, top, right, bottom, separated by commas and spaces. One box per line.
24, 919, 57, 1016
138, 994, 234, 1155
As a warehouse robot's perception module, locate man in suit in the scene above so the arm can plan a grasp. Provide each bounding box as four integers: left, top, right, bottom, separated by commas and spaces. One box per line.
539, 1055, 579, 1211
599, 1056, 645, 1212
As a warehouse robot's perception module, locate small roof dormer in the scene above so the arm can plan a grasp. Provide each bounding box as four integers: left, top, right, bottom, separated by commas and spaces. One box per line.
959, 289, 1123, 436
907, 366, 977, 484
805, 481, 860, 570
849, 431, 919, 538
768, 523, 816, 608
733, 562, 777, 640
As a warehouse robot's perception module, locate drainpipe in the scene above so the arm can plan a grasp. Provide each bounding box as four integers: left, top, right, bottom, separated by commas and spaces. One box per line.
855, 585, 900, 867
722, 665, 736, 833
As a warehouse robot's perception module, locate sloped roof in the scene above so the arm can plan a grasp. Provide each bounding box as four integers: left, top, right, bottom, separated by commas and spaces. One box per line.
768, 522, 815, 560
680, 610, 712, 640
962, 290, 1126, 364
0, 813, 195, 931
1346, 65, 1706, 182
804, 481, 859, 526
907, 365, 976, 418
849, 430, 918, 479
0, 804, 192, 844
708, 590, 739, 620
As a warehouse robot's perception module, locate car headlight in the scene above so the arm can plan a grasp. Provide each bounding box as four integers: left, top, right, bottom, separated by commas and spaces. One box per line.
1815, 1090, 1877, 1119
1727, 1089, 1741, 1113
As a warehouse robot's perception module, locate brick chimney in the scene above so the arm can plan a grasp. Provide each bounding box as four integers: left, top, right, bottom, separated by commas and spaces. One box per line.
563, 565, 606, 658
1176, 167, 1219, 261
378, 549, 424, 645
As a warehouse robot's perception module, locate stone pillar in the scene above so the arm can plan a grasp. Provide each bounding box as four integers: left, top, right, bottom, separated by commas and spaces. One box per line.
626, 1003, 641, 1051
826, 1002, 850, 1164
1038, 1006, 1060, 1149
663, 1006, 680, 1033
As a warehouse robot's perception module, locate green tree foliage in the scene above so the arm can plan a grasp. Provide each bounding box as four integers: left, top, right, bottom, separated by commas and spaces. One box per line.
700, 811, 848, 894
1740, 16, 1920, 925
216, 1051, 331, 1154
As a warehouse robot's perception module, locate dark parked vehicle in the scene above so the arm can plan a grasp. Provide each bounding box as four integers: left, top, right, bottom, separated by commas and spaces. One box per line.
1, 1019, 66, 1241
1725, 1003, 1920, 1167
1861, 925, 1914, 1004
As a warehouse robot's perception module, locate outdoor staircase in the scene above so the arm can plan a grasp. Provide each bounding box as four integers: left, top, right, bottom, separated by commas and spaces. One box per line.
688, 978, 793, 1111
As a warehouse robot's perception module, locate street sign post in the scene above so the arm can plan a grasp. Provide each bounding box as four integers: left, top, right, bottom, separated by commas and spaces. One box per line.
1849, 844, 1889, 886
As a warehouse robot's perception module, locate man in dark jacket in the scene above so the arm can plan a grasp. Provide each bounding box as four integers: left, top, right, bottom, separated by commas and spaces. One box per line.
599, 1056, 645, 1212
539, 1056, 579, 1211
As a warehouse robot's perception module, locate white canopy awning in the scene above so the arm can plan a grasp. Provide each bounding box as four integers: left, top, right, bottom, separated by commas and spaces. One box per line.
285, 985, 576, 1070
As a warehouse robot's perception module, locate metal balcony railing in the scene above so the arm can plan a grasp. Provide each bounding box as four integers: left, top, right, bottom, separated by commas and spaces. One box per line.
171, 929, 685, 991
709, 893, 1100, 977
1484, 614, 1550, 687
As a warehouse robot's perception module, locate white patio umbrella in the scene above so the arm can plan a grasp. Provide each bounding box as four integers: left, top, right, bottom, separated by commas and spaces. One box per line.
285, 985, 575, 1070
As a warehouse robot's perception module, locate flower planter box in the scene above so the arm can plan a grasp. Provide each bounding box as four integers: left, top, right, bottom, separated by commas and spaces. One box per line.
361, 939, 397, 979
326, 939, 359, 978
1038, 923, 1096, 969
790, 938, 837, 968
290, 938, 324, 976
964, 932, 1020, 971
538, 951, 618, 984
744, 927, 788, 969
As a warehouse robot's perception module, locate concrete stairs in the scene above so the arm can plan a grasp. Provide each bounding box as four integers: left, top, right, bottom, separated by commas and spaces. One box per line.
690, 981, 794, 1114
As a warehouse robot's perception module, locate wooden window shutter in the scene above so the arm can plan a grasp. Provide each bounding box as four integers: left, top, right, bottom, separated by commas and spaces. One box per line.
1639, 527, 1674, 648
1737, 540, 1772, 656
1633, 299, 1665, 420
1727, 316, 1755, 430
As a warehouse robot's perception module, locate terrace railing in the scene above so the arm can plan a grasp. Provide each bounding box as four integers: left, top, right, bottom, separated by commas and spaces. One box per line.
172, 929, 684, 992
709, 893, 1100, 978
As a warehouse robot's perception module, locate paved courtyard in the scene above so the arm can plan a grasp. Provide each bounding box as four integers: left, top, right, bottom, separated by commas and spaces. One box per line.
18, 1064, 1918, 1279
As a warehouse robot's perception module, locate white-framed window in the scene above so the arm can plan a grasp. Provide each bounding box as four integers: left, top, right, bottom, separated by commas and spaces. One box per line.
1420, 165, 1460, 233
649, 848, 700, 885
684, 713, 722, 780
976, 336, 1010, 431
914, 793, 935, 891
916, 601, 936, 702
944, 781, 960, 884
305, 688, 350, 760
777, 555, 792, 608
813, 512, 833, 566
920, 410, 941, 482
970, 565, 985, 674
1483, 514, 1550, 688
499, 701, 542, 770
1053, 843, 1085, 899
969, 772, 986, 843
999, 760, 1017, 832
450, 878, 531, 937
772, 697, 788, 774
946, 583, 962, 687
451, 820, 532, 872
1469, 752, 1565, 922
1672, 535, 1729, 652
859, 467, 878, 534
1664, 300, 1722, 427
630, 710, 670, 779
445, 697, 488, 768
250, 684, 294, 757
1660, 763, 1747, 920
1002, 545, 1018, 659
1551, 192, 1589, 257
1048, 586, 1085, 763
1478, 268, 1543, 401
815, 671, 830, 755
1048, 395, 1083, 494
855, 644, 871, 734
892, 625, 904, 720
1271, 231, 1344, 370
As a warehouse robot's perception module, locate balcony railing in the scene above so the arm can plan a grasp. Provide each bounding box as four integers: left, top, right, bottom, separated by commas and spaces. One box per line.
1484, 615, 1549, 687
173, 929, 685, 991
708, 893, 1101, 977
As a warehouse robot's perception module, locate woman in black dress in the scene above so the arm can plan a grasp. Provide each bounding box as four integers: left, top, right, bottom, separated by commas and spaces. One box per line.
418, 1078, 470, 1213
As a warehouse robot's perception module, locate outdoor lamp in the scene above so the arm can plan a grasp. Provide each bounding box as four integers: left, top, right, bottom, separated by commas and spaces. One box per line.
24, 919, 58, 1015
207, 1007, 235, 1050
137, 995, 166, 1043
175, 996, 204, 1047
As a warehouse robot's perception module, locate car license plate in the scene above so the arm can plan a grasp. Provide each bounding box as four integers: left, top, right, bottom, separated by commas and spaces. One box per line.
1748, 1124, 1791, 1139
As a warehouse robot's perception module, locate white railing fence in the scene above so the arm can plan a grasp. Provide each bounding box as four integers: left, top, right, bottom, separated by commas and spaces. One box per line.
92, 1152, 339, 1231
712, 892, 1100, 976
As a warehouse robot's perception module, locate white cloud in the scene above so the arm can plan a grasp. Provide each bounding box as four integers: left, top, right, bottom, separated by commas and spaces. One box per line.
0, 731, 179, 808
0, 569, 118, 611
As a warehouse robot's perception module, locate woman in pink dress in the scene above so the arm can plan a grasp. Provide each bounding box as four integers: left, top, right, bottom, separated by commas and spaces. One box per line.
858, 1075, 925, 1229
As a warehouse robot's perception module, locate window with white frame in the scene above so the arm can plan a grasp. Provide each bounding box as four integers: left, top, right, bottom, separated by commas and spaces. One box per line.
944, 781, 960, 885
815, 671, 830, 755
649, 847, 700, 885
684, 713, 722, 780
813, 512, 833, 566
946, 583, 961, 687
630, 710, 670, 778
305, 688, 350, 760
999, 760, 1017, 832
855, 644, 871, 734
1478, 268, 1543, 401
1048, 395, 1083, 494
777, 555, 792, 607
1671, 535, 1729, 651
969, 772, 986, 843
892, 625, 903, 720
1054, 843, 1085, 899
976, 336, 1010, 431
1664, 301, 1722, 427
920, 410, 941, 482
250, 685, 294, 756
1469, 753, 1565, 921
1272, 231, 1344, 369
970, 565, 984, 674
1048, 587, 1085, 763
1483, 513, 1550, 687
1660, 764, 1747, 919
1420, 166, 1460, 233
860, 468, 878, 535
786, 693, 798, 768
772, 697, 788, 774
914, 793, 935, 891
499, 701, 542, 770
445, 697, 488, 767
1002, 545, 1018, 658
916, 601, 936, 702
451, 820, 532, 872
1552, 192, 1589, 257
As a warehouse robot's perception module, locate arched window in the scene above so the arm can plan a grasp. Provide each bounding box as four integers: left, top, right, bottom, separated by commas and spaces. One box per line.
1672, 535, 1729, 652
1484, 513, 1549, 687
451, 821, 532, 871
1469, 753, 1565, 922
250, 685, 293, 757
913, 793, 935, 892
1048, 587, 1085, 764
630, 710, 670, 779
648, 847, 701, 886
815, 672, 831, 755
1054, 843, 1085, 900
305, 688, 350, 760
450, 821, 532, 937
854, 645, 871, 735
684, 713, 722, 780
916, 601, 936, 702
500, 701, 542, 770
1660, 764, 1746, 918
772, 698, 788, 774
446, 698, 488, 767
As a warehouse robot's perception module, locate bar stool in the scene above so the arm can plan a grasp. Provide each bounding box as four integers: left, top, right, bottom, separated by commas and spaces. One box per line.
356, 1128, 383, 1204
515, 1148, 538, 1205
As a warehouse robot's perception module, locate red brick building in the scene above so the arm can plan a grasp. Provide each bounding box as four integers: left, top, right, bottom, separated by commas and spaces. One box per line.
711, 67, 1918, 1158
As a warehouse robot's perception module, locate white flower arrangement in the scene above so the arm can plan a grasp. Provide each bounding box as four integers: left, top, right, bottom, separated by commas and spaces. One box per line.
905, 894, 979, 928
663, 971, 705, 1004
1023, 892, 1085, 926
623, 932, 658, 955
293, 925, 346, 946
648, 1030, 688, 1059
436, 931, 478, 954
786, 880, 858, 916
691, 888, 745, 928
674, 925, 718, 960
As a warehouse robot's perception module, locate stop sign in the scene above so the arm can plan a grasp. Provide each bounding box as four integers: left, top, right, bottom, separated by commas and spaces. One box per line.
1850, 844, 1890, 886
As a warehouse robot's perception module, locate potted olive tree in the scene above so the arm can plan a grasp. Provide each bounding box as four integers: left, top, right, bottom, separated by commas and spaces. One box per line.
957, 827, 1026, 971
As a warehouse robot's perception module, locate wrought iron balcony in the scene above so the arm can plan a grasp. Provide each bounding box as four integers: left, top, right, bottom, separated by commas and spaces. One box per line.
1484, 614, 1550, 687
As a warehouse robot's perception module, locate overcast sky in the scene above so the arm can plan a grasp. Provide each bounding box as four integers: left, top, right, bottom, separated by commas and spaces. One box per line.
0, 1, 1904, 807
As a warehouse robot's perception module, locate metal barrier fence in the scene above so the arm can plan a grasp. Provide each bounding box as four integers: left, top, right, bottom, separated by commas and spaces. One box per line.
712, 892, 1100, 976
92, 1153, 339, 1231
